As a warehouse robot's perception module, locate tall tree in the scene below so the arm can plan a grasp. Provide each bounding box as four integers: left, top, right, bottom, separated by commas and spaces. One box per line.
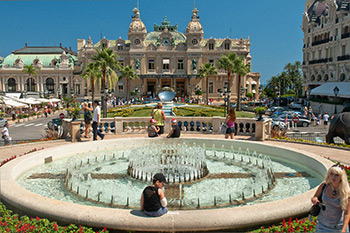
217, 52, 238, 88
22, 64, 40, 92
81, 62, 102, 105
119, 65, 138, 102
235, 57, 251, 111
91, 48, 119, 117
198, 63, 217, 105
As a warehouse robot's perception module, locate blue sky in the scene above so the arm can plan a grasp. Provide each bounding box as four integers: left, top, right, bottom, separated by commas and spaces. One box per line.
0, 0, 305, 84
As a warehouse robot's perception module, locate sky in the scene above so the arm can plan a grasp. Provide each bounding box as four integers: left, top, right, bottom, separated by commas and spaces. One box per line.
0, 0, 306, 85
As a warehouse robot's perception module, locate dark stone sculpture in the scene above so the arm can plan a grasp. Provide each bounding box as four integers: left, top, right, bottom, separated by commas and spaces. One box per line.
326, 112, 350, 144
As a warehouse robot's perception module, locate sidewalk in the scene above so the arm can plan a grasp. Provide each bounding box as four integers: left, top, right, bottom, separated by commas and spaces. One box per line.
1, 133, 348, 166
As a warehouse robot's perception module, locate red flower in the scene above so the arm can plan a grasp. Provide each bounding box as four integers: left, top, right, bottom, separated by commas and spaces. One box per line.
288, 217, 292, 226
53, 222, 58, 231
36, 216, 40, 221
282, 218, 286, 227
102, 227, 107, 232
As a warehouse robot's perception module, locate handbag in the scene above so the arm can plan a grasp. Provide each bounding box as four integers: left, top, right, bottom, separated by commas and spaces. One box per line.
309, 183, 326, 216
218, 123, 228, 134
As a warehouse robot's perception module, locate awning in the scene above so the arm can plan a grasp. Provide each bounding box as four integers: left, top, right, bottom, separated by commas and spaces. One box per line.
310, 82, 350, 98
36, 98, 51, 103
252, 90, 256, 93
1, 98, 28, 108
17, 98, 41, 105
5, 93, 21, 98
163, 59, 170, 64
49, 98, 61, 102
246, 81, 249, 84
251, 81, 257, 85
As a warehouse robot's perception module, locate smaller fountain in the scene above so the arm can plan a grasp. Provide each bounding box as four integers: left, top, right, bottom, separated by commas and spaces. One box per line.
158, 87, 176, 116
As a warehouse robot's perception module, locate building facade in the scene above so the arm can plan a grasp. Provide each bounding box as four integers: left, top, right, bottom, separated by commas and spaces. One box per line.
0, 6, 261, 101
0, 44, 79, 97
78, 7, 260, 101
302, 0, 350, 99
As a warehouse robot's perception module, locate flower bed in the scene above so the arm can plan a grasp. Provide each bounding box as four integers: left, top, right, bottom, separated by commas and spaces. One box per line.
252, 217, 316, 232
0, 203, 108, 233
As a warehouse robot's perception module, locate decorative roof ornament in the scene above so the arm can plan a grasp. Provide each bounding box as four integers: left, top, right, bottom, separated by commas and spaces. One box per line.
186, 6, 203, 34
128, 7, 147, 34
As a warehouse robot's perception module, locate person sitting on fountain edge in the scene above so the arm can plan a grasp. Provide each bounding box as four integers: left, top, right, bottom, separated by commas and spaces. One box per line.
166, 119, 180, 138
151, 102, 165, 135
148, 119, 160, 137
140, 173, 168, 217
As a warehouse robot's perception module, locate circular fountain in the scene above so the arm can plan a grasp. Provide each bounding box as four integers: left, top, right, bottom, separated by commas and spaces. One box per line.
1, 138, 332, 232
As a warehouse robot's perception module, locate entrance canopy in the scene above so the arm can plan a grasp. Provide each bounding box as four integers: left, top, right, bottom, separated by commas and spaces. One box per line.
310, 82, 350, 98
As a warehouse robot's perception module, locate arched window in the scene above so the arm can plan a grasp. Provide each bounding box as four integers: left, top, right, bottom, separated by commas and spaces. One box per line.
7, 78, 16, 92
46, 78, 55, 93
317, 75, 322, 81
340, 73, 346, 81
311, 75, 315, 81
324, 74, 329, 81
26, 78, 36, 92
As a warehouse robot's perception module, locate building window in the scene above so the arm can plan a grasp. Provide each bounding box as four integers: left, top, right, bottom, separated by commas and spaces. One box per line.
75, 84, 81, 95
177, 59, 184, 70
163, 58, 170, 70
209, 43, 214, 50
224, 42, 230, 50
209, 81, 214, 93
342, 45, 346, 56
102, 43, 107, 49
118, 82, 124, 91
209, 59, 215, 66
46, 78, 55, 93
148, 59, 155, 71
117, 43, 123, 50
340, 73, 346, 81
134, 39, 140, 45
7, 78, 16, 92
26, 78, 36, 92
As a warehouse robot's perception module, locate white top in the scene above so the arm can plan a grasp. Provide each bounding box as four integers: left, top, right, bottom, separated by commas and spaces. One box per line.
2, 127, 9, 137
93, 105, 101, 122
323, 114, 330, 122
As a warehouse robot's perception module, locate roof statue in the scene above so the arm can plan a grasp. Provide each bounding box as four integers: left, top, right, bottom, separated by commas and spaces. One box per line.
186, 7, 203, 34
128, 7, 147, 34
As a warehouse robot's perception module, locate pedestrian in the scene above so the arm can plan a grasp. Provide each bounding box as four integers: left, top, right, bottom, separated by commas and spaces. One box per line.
166, 119, 181, 138
225, 108, 236, 139
311, 164, 350, 232
83, 102, 93, 138
148, 119, 160, 138
44, 107, 48, 118
2, 122, 12, 146
151, 102, 166, 135
323, 112, 330, 129
140, 173, 168, 217
92, 100, 104, 141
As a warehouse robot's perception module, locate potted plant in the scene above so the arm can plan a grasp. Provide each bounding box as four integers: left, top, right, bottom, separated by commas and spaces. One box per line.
254, 107, 267, 121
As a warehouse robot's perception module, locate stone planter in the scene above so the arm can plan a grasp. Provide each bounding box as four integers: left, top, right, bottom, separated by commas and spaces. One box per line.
29, 117, 33, 121
23, 118, 28, 122
18, 119, 24, 123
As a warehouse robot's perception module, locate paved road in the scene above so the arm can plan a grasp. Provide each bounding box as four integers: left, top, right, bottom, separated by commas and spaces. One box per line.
6, 112, 61, 141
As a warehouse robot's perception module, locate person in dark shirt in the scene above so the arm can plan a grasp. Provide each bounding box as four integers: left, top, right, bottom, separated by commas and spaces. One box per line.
140, 173, 168, 217
166, 119, 180, 138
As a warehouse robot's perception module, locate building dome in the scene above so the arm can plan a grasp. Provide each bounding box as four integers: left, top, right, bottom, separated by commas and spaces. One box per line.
185, 8, 203, 34
128, 8, 147, 33
307, 1, 329, 18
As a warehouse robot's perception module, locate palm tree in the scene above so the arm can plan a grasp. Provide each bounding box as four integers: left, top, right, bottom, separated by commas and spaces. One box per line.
82, 62, 102, 105
91, 48, 119, 117
119, 65, 138, 102
22, 64, 40, 92
284, 61, 301, 94
217, 52, 238, 88
198, 63, 217, 105
235, 58, 251, 111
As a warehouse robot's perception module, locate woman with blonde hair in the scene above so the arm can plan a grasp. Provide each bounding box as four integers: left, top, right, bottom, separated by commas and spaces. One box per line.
311, 165, 350, 232
224, 108, 236, 139
82, 102, 93, 138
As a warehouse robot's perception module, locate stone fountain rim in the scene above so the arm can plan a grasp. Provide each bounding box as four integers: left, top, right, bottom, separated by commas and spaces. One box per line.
0, 138, 333, 232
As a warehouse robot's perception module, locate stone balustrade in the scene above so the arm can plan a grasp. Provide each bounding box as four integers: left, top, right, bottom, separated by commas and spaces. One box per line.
64, 117, 272, 142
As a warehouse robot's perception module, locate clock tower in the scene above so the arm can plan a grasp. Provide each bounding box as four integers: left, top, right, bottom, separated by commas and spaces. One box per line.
128, 7, 147, 49
185, 7, 204, 49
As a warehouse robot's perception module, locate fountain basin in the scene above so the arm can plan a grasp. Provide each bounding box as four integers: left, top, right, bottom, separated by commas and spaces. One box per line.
0, 138, 332, 232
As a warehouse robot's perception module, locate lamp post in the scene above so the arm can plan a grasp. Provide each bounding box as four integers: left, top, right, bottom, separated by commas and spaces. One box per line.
275, 86, 279, 106
306, 88, 311, 108
333, 86, 339, 114
219, 84, 231, 117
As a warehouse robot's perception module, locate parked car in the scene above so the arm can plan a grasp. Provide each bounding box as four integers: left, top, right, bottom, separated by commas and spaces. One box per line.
288, 103, 303, 111
265, 106, 285, 116
0, 117, 8, 127
273, 114, 311, 127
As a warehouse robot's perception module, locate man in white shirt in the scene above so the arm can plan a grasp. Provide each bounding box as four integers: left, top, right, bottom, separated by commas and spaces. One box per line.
92, 100, 105, 141
2, 122, 12, 146
323, 112, 330, 129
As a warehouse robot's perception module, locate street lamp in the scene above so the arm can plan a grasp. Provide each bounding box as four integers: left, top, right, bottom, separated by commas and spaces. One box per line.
218, 85, 231, 117
306, 88, 311, 108
333, 86, 339, 114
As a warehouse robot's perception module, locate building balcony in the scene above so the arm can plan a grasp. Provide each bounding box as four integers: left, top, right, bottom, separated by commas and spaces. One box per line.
341, 32, 350, 39
311, 38, 330, 46
337, 55, 350, 61
308, 57, 332, 65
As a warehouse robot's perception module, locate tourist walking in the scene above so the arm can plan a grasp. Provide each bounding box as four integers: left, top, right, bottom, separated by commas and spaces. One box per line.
151, 102, 166, 135
92, 100, 104, 141
2, 122, 12, 146
148, 119, 160, 138
166, 119, 180, 138
311, 165, 350, 232
83, 102, 93, 138
323, 112, 330, 129
140, 173, 168, 217
224, 108, 236, 139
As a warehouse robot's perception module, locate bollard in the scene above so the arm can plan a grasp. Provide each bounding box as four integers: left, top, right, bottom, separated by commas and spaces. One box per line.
86, 190, 89, 199
126, 197, 129, 207
77, 186, 79, 195
197, 198, 200, 209
111, 195, 114, 205
253, 189, 256, 197
229, 194, 232, 204
214, 196, 217, 206
242, 192, 245, 200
